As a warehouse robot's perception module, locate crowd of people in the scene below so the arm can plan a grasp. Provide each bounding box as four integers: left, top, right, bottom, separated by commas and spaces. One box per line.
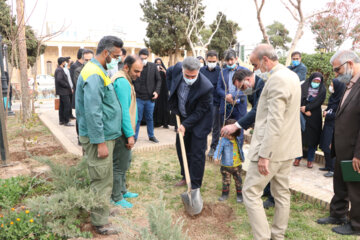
54, 35, 360, 238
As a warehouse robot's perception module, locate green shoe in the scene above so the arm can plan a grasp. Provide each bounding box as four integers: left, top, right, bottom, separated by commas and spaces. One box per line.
111, 199, 133, 208
123, 192, 138, 198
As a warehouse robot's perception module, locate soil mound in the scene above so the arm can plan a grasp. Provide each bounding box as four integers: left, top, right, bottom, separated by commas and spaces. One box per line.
179, 202, 236, 240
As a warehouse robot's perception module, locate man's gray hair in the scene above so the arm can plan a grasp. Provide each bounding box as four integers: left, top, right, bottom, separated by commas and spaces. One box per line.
253, 44, 278, 61
330, 50, 360, 64
182, 57, 201, 71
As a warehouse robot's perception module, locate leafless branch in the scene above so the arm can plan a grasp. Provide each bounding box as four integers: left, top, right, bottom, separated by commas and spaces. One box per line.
280, 0, 300, 22
203, 12, 223, 48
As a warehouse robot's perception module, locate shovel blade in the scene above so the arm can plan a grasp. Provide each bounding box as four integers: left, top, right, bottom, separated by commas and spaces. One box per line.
181, 188, 203, 216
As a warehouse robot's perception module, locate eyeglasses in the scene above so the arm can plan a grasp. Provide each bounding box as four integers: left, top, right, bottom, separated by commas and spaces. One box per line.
333, 61, 348, 73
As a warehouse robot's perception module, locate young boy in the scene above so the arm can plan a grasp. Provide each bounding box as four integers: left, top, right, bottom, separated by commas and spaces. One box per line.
214, 119, 244, 203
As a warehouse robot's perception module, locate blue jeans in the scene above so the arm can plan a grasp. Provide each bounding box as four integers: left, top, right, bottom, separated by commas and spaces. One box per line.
307, 146, 316, 162
296, 145, 316, 162
135, 98, 155, 140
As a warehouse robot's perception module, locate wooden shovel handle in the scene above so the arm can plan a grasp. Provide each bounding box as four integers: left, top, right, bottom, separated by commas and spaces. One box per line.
176, 115, 192, 192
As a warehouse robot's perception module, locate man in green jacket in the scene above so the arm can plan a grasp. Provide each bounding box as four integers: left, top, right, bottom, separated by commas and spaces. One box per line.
111, 55, 143, 208
75, 35, 123, 235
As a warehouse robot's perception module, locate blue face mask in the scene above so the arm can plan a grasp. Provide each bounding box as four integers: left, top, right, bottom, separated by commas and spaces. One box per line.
292, 60, 300, 67
227, 63, 236, 70
183, 74, 198, 85
311, 82, 320, 89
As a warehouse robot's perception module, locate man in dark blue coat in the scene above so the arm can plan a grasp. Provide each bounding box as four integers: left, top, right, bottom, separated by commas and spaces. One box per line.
288, 51, 307, 82
200, 50, 221, 157
217, 49, 248, 122
169, 57, 213, 189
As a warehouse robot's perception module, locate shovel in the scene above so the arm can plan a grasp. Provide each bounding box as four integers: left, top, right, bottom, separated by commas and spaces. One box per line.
176, 115, 203, 216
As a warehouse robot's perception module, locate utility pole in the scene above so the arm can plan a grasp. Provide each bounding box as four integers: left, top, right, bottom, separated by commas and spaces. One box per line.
16, 0, 30, 122
0, 34, 10, 165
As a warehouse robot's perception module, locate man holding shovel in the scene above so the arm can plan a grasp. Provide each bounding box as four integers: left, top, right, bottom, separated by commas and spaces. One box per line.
168, 57, 213, 213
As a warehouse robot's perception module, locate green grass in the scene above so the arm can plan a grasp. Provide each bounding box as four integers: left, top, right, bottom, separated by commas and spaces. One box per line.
123, 147, 357, 240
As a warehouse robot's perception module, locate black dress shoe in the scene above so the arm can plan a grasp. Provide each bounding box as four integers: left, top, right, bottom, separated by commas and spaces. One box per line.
59, 122, 65, 125
317, 216, 347, 225
324, 171, 334, 177
149, 137, 159, 143
332, 223, 360, 235
319, 167, 329, 171
64, 122, 74, 127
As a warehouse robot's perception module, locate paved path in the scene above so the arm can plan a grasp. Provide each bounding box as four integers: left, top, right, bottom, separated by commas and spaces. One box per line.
13, 99, 334, 208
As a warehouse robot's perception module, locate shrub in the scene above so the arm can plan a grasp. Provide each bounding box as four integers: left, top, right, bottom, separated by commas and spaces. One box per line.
0, 176, 46, 209
34, 156, 91, 192
139, 194, 188, 240
26, 187, 106, 238
0, 207, 58, 240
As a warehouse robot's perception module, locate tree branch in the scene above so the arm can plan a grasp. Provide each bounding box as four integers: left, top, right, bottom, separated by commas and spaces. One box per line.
280, 0, 300, 22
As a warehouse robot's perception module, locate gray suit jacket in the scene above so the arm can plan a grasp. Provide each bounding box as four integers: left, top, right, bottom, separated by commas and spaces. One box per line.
247, 64, 302, 162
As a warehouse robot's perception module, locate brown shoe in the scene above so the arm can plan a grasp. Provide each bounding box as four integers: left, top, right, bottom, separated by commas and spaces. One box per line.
174, 179, 186, 187
307, 161, 313, 168
293, 159, 301, 166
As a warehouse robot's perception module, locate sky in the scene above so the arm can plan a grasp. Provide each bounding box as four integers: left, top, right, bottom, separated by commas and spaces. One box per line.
14, 0, 352, 53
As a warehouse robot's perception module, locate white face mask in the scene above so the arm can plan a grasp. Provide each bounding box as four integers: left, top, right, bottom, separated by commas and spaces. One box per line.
142, 59, 148, 65
183, 71, 198, 85
200, 63, 204, 68
337, 64, 353, 85
258, 60, 270, 81
207, 62, 217, 70
329, 85, 334, 93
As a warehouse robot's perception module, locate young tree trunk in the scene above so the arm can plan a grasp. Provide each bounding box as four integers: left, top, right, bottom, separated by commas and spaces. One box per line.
16, 0, 31, 122
174, 47, 179, 65
286, 21, 304, 66
254, 0, 270, 44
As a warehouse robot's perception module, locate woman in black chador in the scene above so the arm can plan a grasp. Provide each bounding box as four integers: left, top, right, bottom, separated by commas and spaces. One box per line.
153, 58, 171, 128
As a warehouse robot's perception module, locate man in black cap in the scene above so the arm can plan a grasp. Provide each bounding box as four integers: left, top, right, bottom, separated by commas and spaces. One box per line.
55, 57, 73, 126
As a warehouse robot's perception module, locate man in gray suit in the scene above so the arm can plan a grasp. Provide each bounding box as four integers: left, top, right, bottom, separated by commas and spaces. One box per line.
317, 50, 360, 236
223, 44, 302, 240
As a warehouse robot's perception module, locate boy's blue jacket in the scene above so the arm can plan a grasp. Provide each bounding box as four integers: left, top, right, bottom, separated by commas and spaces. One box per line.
213, 137, 244, 167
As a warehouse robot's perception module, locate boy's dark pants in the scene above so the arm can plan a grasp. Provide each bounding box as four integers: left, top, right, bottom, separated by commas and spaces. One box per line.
221, 165, 242, 195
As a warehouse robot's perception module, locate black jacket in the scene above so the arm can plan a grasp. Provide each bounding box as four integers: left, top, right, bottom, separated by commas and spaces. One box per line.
301, 73, 326, 147
320, 79, 346, 153
169, 65, 213, 139
55, 66, 72, 96
134, 62, 162, 99
70, 60, 83, 87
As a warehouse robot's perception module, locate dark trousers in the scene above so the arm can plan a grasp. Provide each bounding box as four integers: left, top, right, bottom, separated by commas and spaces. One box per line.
263, 182, 275, 203
330, 158, 360, 231
59, 95, 71, 124
324, 152, 335, 172
210, 105, 221, 150
176, 132, 207, 189
68, 93, 74, 117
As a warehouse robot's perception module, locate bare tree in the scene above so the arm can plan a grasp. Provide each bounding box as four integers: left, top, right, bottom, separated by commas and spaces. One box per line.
16, 0, 31, 122
281, 0, 333, 65
185, 0, 223, 56
254, 0, 270, 44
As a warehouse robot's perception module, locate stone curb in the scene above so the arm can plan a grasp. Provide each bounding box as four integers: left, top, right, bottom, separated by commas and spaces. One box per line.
38, 113, 83, 156
244, 132, 330, 209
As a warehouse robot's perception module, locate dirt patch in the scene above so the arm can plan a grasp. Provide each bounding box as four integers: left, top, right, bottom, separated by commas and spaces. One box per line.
178, 202, 236, 240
